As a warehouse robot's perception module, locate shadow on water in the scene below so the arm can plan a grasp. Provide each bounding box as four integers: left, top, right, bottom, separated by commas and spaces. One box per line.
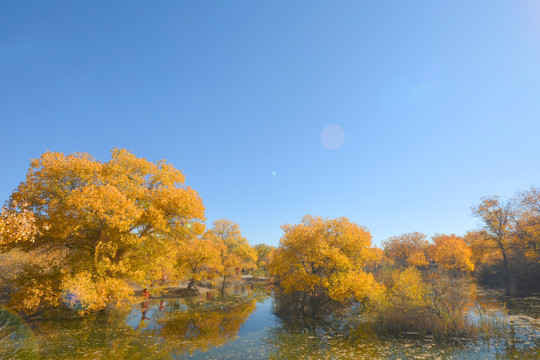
2, 284, 539, 359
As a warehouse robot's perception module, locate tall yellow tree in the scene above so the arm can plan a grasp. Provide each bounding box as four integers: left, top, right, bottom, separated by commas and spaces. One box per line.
2, 149, 205, 313
471, 189, 540, 292
472, 196, 514, 293
269, 215, 384, 308
382, 232, 429, 268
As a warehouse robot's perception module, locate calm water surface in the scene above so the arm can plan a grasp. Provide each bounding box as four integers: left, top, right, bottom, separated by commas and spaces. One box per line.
1, 285, 539, 359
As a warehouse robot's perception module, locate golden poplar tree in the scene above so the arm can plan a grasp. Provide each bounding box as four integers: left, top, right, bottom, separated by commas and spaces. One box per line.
472, 196, 514, 292
269, 215, 384, 305
2, 149, 205, 313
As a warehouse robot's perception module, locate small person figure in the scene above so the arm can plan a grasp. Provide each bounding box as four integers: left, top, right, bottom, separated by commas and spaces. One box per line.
159, 300, 166, 311
142, 288, 150, 299
206, 292, 212, 301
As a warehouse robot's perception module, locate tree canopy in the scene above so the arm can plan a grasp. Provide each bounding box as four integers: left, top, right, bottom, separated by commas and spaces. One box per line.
269, 215, 384, 305
470, 190, 540, 293
208, 219, 256, 293
2, 149, 206, 313
430, 234, 474, 272
382, 232, 429, 268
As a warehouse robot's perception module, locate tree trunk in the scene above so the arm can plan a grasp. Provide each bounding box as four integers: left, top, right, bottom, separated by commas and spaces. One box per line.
498, 239, 513, 295
221, 275, 227, 295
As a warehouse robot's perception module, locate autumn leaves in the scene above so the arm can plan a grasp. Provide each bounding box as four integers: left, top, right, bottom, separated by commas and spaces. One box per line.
470, 190, 540, 294
1, 148, 539, 316
268, 218, 484, 335
0, 149, 258, 313
381, 232, 474, 272
269, 216, 384, 306
268, 217, 478, 314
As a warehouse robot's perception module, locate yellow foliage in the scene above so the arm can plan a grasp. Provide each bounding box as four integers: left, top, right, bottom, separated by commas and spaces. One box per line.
390, 267, 427, 307
430, 234, 474, 272
207, 219, 257, 293
177, 231, 225, 286
211, 219, 257, 268
382, 232, 429, 268
374, 268, 475, 335
465, 230, 502, 267
365, 247, 391, 268
10, 277, 61, 314
269, 215, 385, 304
159, 299, 256, 354
328, 270, 385, 304
3, 149, 206, 313
407, 251, 429, 268
471, 196, 513, 263
254, 243, 275, 270
470, 190, 540, 292
514, 187, 540, 258
60, 272, 134, 313
0, 202, 39, 245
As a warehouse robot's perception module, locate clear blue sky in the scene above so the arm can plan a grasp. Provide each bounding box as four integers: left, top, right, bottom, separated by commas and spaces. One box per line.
2, 1, 540, 247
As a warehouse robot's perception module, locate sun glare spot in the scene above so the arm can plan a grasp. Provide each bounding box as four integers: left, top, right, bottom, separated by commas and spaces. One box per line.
320, 125, 345, 150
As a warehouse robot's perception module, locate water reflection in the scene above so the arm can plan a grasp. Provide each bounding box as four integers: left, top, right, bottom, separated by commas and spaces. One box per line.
19, 288, 263, 360
267, 285, 540, 360
162, 297, 256, 356
4, 284, 540, 359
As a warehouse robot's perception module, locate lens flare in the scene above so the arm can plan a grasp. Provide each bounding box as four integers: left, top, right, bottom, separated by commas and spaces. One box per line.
0, 306, 39, 359
320, 125, 345, 150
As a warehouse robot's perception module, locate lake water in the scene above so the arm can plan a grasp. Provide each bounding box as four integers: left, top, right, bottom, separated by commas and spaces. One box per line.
1, 285, 539, 359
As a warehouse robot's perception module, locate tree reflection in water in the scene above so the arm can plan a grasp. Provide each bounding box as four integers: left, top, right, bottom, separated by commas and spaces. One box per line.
22, 290, 261, 360
160, 297, 256, 356
268, 287, 540, 360
8, 285, 539, 359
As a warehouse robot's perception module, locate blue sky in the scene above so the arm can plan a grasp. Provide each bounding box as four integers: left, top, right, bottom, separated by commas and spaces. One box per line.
1, 1, 540, 246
